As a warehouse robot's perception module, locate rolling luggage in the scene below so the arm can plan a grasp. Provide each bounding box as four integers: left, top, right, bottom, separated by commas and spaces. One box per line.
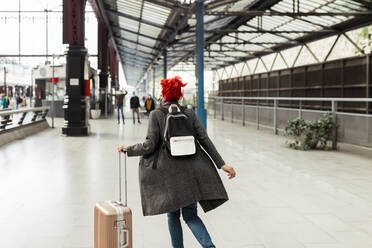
94, 152, 132, 248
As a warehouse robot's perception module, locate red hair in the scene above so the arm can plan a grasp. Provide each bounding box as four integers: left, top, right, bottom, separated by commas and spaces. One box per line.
160, 76, 187, 101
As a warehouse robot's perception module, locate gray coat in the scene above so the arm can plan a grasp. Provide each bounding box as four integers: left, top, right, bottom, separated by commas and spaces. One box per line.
126, 104, 229, 216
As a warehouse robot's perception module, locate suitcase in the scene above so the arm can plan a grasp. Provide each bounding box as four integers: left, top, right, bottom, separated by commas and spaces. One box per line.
94, 152, 133, 248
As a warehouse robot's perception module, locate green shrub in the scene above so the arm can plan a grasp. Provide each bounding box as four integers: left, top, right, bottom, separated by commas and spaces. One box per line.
284, 113, 334, 150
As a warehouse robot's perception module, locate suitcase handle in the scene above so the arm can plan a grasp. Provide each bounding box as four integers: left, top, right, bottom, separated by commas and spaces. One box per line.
119, 151, 128, 206
120, 229, 129, 248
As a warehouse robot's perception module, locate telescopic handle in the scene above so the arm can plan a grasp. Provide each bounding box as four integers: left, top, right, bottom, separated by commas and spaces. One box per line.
118, 151, 128, 206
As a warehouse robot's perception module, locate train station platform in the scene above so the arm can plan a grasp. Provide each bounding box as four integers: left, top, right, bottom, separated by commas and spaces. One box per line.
1, 115, 372, 248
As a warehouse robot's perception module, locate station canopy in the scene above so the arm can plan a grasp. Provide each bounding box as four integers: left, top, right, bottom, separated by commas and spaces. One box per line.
98, 0, 372, 85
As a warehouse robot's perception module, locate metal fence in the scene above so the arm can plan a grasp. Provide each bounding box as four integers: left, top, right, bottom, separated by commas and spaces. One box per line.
0, 107, 50, 130
208, 97, 372, 148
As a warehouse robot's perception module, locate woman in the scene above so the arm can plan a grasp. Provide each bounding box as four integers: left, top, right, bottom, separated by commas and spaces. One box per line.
118, 76, 236, 248
144, 94, 155, 117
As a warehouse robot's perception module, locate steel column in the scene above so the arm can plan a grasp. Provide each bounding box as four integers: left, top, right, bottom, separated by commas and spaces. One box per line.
332, 100, 338, 150
367, 54, 370, 114
163, 48, 167, 78
52, 55, 55, 128
221, 98, 224, 120
214, 98, 216, 119
274, 99, 278, 134
231, 102, 234, 122
196, 0, 207, 129
18, 0, 21, 63
256, 101, 260, 130
153, 67, 156, 97
3, 66, 6, 94
242, 99, 245, 126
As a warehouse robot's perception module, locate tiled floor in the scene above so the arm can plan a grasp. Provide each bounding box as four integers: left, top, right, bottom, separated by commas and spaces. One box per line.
1, 115, 372, 248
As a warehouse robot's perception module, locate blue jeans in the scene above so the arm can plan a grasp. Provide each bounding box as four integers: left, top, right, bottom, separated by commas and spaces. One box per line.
167, 203, 215, 248
117, 104, 124, 122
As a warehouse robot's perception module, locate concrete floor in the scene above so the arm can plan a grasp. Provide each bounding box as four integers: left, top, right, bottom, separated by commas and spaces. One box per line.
1, 114, 372, 248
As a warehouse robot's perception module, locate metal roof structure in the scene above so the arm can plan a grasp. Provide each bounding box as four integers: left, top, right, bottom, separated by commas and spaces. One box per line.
98, 0, 372, 86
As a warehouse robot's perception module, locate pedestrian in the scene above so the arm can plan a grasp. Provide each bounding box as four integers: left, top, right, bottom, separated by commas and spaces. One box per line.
118, 76, 236, 248
144, 94, 155, 117
16, 94, 22, 109
5, 94, 10, 108
21, 95, 27, 107
0, 93, 7, 109
107, 89, 128, 124
129, 91, 141, 124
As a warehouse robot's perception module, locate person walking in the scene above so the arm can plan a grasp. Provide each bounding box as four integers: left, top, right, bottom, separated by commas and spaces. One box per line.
21, 95, 27, 107
144, 94, 155, 117
0, 93, 7, 109
129, 91, 141, 124
16, 94, 22, 109
107, 89, 128, 124
118, 76, 236, 248
5, 94, 10, 108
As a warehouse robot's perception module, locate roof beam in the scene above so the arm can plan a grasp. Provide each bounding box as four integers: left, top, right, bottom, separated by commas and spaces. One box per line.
112, 25, 167, 43
189, 0, 282, 67
114, 35, 161, 51
168, 55, 237, 58
205, 0, 240, 10
345, 0, 372, 10
212, 14, 372, 70
204, 10, 372, 17
120, 53, 153, 64
122, 58, 150, 66
118, 44, 157, 57
123, 60, 150, 68
106, 9, 175, 32
205, 29, 333, 34
176, 41, 297, 45
118, 50, 155, 61
225, 33, 270, 51
146, 2, 196, 70
122, 59, 150, 67
243, 23, 297, 42
144, 0, 186, 10
168, 49, 255, 53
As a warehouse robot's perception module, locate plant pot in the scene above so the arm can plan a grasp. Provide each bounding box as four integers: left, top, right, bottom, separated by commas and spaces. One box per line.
91, 109, 101, 119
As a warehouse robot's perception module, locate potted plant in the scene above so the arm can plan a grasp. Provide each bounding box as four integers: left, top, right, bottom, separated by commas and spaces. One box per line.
284, 113, 334, 150
91, 103, 101, 119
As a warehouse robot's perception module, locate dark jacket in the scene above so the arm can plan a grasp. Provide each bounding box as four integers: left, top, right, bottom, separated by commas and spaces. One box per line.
145, 97, 155, 111
108, 91, 127, 105
130, 96, 140, 109
126, 103, 228, 216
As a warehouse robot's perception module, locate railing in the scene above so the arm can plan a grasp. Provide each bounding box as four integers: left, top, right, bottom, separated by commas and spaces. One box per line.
0, 107, 50, 130
208, 97, 372, 149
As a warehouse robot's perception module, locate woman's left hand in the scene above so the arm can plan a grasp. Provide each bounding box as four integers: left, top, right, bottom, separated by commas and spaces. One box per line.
117, 145, 127, 153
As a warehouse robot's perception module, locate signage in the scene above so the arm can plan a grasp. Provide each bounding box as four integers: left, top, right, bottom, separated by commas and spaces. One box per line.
70, 78, 79, 86
49, 77, 59, 84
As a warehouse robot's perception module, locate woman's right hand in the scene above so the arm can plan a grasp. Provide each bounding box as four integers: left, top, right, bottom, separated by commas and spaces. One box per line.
117, 145, 127, 153
221, 165, 236, 179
